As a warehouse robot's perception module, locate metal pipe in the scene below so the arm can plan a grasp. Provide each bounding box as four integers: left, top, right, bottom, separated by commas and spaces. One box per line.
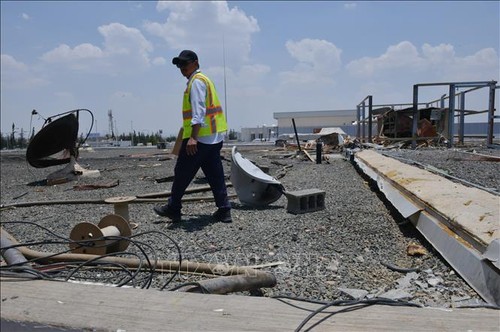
316, 140, 322, 164
291, 118, 302, 152
361, 102, 366, 142
411, 84, 419, 149
356, 105, 361, 139
183, 274, 277, 294
459, 93, 465, 144
368, 95, 373, 143
487, 83, 496, 146
1, 228, 273, 278
0, 195, 238, 209
448, 84, 456, 148
1, 184, 234, 209
1, 230, 28, 265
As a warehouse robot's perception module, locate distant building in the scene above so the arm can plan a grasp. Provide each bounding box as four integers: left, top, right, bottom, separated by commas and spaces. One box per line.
273, 110, 358, 137
85, 133, 132, 147
268, 109, 499, 142
240, 125, 278, 142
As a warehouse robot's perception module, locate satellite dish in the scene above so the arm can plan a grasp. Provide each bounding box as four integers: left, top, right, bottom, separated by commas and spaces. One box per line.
26, 109, 99, 184
26, 113, 79, 168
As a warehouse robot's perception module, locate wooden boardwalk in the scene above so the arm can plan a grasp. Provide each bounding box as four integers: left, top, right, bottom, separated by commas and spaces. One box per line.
1, 279, 499, 331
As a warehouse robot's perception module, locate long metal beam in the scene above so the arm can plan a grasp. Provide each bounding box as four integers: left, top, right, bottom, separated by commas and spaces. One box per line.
352, 149, 500, 305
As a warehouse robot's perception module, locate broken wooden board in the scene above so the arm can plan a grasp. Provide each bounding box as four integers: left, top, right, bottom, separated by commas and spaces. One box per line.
1, 279, 499, 332
355, 149, 499, 249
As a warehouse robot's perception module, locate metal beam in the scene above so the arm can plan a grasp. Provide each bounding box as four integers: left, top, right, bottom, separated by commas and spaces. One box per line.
353, 150, 500, 306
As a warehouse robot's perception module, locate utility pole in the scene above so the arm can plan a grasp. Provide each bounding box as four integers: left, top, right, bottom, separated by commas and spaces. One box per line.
108, 109, 115, 139
223, 34, 228, 125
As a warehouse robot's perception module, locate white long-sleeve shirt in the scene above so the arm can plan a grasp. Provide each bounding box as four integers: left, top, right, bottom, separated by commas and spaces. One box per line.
187, 70, 225, 144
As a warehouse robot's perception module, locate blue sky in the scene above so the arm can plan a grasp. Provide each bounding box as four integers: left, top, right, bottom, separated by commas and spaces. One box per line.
1, 1, 499, 138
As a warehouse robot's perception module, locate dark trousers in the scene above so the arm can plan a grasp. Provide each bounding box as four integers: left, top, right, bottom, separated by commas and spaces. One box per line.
168, 139, 230, 212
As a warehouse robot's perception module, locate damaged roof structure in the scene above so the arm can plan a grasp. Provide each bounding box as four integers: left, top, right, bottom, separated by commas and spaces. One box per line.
355, 80, 499, 149
1, 80, 499, 331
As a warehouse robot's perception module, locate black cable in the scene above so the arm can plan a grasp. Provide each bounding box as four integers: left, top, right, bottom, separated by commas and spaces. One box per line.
271, 296, 422, 332
295, 298, 422, 332
2, 220, 79, 242
300, 302, 375, 332
130, 230, 183, 291
168, 281, 210, 294
2, 221, 182, 290
37, 108, 94, 151
1, 222, 141, 287
0, 265, 54, 280
64, 252, 142, 287
1, 221, 184, 290
380, 261, 421, 273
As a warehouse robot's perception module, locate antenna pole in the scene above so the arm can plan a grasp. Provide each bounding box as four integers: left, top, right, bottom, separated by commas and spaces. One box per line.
223, 34, 228, 124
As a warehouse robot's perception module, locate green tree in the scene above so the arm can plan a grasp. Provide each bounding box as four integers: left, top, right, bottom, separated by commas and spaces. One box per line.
228, 129, 237, 140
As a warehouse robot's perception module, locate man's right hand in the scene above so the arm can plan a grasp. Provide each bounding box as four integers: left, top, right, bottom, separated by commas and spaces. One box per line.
186, 137, 198, 155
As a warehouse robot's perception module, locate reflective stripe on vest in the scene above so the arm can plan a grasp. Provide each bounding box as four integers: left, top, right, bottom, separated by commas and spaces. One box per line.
182, 72, 227, 139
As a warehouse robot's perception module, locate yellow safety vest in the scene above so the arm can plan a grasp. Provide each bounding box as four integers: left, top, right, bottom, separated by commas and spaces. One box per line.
182, 72, 227, 139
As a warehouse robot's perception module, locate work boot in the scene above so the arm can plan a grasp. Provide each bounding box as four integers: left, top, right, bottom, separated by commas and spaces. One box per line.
153, 204, 181, 223
212, 208, 232, 223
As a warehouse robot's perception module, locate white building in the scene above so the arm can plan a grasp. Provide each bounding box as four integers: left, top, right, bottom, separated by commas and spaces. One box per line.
239, 125, 278, 142
273, 109, 358, 137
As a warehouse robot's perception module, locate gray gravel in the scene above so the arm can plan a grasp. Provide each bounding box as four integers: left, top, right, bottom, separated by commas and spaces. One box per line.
1, 143, 497, 308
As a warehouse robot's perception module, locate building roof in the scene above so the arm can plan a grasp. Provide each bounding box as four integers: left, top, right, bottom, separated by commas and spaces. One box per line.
273, 109, 356, 119
317, 127, 347, 136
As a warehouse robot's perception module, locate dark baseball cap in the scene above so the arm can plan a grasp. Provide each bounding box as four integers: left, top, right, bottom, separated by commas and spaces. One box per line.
172, 50, 198, 65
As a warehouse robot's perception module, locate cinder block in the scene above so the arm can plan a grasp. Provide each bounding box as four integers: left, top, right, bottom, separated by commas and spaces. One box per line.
285, 189, 326, 214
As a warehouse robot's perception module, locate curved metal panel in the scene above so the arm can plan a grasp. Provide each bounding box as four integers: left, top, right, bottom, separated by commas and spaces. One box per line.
230, 146, 283, 207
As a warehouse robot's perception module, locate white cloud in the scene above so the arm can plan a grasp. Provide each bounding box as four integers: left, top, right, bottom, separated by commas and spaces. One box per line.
280, 38, 342, 84
1, 54, 28, 71
1, 54, 48, 88
41, 43, 103, 62
346, 41, 499, 82
144, 1, 259, 66
98, 23, 153, 60
152, 57, 166, 66
421, 43, 455, 64
21, 13, 30, 20
444, 47, 499, 81
347, 41, 423, 76
40, 23, 153, 73
344, 3, 357, 10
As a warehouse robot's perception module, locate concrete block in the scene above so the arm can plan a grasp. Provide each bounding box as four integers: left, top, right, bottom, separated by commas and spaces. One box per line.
285, 189, 326, 214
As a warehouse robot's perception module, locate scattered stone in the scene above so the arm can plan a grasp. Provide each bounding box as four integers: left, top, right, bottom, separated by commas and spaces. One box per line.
326, 259, 340, 272
415, 281, 428, 289
427, 276, 444, 287
379, 289, 414, 301
1, 146, 491, 308
395, 272, 419, 289
338, 288, 368, 300
451, 295, 471, 303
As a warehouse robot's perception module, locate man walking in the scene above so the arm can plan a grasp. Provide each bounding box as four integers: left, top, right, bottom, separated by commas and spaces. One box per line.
154, 50, 232, 223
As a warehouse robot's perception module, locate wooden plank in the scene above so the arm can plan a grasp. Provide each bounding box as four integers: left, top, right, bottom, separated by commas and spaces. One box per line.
171, 127, 184, 156
1, 279, 499, 332
302, 149, 314, 162
356, 150, 499, 247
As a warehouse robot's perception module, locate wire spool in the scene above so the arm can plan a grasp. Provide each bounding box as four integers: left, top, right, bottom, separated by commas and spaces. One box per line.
104, 196, 136, 226
69, 214, 132, 255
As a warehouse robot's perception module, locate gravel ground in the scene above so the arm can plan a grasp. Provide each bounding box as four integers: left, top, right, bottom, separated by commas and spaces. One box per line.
1, 143, 498, 308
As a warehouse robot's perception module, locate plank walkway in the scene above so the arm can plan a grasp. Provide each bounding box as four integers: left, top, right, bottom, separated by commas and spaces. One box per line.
1, 279, 499, 331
